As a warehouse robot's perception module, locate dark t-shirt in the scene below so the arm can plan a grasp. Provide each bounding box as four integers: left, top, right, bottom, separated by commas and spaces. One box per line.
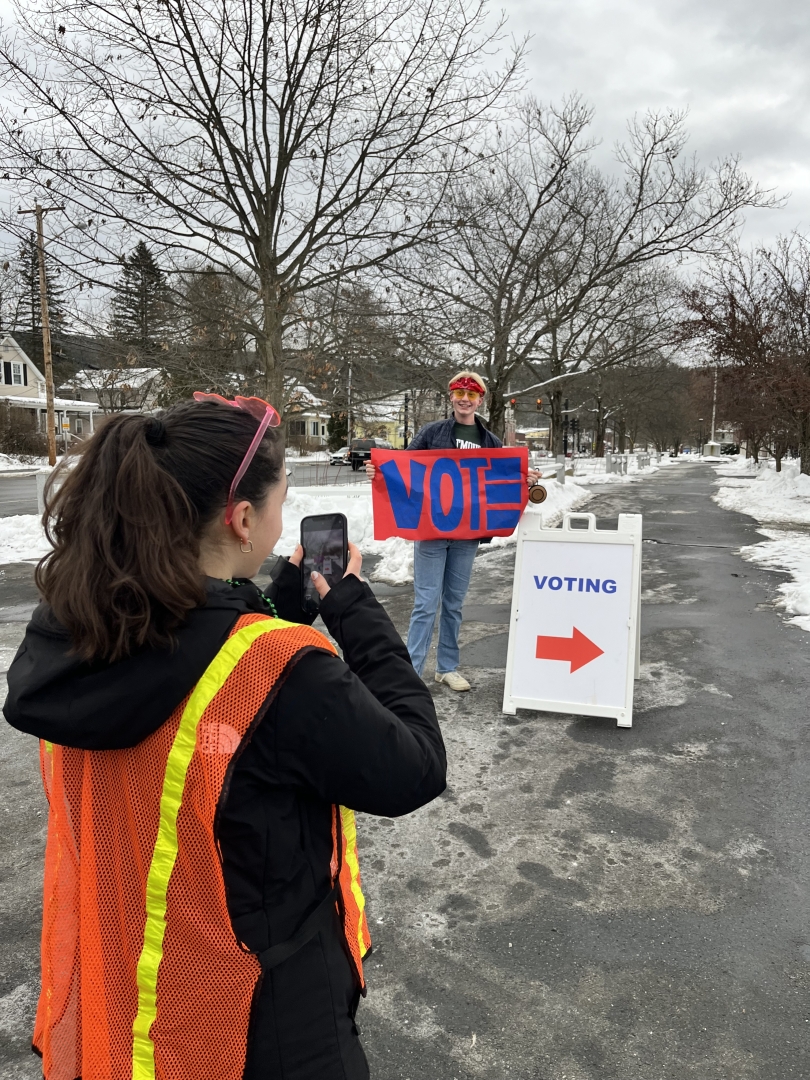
454, 421, 483, 449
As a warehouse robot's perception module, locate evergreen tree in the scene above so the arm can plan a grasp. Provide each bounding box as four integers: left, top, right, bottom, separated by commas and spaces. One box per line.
110, 242, 170, 363
7, 233, 66, 370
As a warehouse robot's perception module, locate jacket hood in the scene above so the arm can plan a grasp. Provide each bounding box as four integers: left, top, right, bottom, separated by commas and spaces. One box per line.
2, 579, 273, 751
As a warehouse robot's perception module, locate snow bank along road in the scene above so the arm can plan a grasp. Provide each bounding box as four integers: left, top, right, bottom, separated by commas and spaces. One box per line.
1, 462, 808, 1080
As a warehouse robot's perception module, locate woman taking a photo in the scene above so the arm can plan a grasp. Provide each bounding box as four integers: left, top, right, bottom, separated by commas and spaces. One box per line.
4, 395, 446, 1080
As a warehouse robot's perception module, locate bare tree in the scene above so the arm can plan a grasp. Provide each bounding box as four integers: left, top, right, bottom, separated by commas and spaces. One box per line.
0, 0, 519, 411
684, 237, 810, 471
395, 107, 776, 442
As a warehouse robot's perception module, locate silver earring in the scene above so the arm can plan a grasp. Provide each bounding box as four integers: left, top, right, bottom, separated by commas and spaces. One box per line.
240, 538, 254, 553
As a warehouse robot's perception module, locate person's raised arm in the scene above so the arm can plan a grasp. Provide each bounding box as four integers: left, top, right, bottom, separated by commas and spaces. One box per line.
265, 547, 445, 816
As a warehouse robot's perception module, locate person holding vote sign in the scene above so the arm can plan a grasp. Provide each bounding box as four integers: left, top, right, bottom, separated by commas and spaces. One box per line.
366, 371, 540, 691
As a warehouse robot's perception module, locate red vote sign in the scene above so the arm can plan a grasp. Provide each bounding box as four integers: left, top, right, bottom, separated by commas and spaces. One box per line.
371, 447, 529, 541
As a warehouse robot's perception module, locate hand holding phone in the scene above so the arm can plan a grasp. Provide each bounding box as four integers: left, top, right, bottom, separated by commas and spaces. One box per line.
308, 542, 363, 600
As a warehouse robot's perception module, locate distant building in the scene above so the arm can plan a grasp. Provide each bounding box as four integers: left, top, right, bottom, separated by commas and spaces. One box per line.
0, 335, 100, 438
60, 366, 165, 413
285, 383, 329, 449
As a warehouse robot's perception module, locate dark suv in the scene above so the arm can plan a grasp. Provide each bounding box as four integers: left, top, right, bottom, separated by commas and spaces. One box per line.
350, 437, 393, 470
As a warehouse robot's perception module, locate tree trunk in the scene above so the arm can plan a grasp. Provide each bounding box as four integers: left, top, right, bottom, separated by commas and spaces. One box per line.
259, 283, 287, 413
617, 418, 627, 453
487, 382, 506, 439
594, 403, 606, 457
487, 331, 509, 440
800, 414, 810, 475
550, 388, 563, 456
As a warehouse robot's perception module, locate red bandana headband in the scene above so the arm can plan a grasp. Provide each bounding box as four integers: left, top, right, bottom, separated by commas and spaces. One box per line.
449, 376, 486, 395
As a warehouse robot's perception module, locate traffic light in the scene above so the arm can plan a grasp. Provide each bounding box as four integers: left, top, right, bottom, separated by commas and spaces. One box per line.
536, 398, 543, 411
509, 397, 517, 408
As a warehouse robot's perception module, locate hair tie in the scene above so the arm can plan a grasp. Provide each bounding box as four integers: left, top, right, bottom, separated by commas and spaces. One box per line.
144, 417, 167, 447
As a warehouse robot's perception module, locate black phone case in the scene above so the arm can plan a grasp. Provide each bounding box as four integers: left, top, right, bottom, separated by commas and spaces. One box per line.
300, 513, 349, 612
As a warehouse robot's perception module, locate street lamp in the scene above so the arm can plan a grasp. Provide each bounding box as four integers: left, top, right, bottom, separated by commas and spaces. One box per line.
698, 417, 704, 457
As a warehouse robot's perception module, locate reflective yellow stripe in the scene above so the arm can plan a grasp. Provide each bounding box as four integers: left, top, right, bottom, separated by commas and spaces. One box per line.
340, 806, 369, 959
44, 741, 53, 754
132, 618, 296, 1080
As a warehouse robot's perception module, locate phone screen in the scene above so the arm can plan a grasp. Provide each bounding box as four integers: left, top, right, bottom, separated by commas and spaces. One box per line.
301, 513, 348, 610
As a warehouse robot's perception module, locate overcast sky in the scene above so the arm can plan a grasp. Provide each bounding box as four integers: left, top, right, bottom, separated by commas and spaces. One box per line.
0, 0, 805, 250
500, 0, 809, 246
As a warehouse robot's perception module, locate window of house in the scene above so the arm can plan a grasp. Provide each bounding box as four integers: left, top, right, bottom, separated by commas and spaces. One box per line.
321, 424, 326, 436
75, 418, 83, 435
310, 421, 319, 437
11, 363, 22, 385
288, 420, 306, 437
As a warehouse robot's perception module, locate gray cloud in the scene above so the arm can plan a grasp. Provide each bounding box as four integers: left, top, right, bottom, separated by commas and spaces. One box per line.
503, 0, 810, 243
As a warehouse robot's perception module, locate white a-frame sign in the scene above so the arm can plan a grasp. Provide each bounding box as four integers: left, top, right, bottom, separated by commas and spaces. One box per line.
502, 511, 642, 728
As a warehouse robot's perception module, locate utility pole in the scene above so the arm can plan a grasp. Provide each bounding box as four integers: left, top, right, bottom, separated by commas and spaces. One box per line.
18, 203, 64, 466
347, 358, 353, 446
710, 367, 717, 443
403, 392, 409, 449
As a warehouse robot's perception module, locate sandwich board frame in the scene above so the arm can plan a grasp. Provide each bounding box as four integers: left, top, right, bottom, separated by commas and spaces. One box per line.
502, 511, 642, 728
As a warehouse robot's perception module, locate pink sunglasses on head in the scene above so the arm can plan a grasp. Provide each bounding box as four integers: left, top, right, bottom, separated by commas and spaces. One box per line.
193, 392, 282, 524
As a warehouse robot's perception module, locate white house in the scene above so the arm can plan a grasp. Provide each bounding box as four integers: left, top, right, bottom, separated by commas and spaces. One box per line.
285, 383, 329, 448
0, 335, 100, 438
61, 366, 164, 413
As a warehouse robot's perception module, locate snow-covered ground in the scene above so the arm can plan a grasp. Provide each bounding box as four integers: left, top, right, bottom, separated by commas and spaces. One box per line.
279, 477, 592, 584
713, 458, 810, 632
0, 453, 48, 471
570, 454, 677, 486
0, 515, 50, 563
0, 472, 593, 582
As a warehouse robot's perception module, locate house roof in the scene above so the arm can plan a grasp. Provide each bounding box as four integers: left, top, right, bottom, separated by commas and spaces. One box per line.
0, 335, 45, 383
0, 393, 101, 411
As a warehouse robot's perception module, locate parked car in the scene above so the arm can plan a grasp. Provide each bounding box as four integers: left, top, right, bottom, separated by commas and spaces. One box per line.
349, 437, 393, 470
329, 446, 351, 466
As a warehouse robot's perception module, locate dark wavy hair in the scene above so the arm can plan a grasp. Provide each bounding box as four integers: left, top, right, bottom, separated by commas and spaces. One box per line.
35, 400, 285, 663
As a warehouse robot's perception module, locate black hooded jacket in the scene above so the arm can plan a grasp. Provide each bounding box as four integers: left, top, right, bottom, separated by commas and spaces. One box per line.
3, 560, 446, 1080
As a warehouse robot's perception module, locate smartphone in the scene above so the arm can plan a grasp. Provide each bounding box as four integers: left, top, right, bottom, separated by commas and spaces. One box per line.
300, 513, 349, 612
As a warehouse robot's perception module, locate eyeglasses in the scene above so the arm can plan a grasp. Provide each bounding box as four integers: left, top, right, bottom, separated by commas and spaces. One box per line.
193, 392, 281, 524
450, 389, 482, 401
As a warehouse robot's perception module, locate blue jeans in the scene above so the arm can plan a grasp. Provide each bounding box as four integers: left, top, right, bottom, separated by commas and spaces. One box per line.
407, 539, 479, 676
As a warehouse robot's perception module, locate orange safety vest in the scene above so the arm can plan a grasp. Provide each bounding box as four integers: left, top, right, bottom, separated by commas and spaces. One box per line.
34, 613, 372, 1080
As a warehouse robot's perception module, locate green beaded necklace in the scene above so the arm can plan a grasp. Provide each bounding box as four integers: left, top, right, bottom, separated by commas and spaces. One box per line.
225, 578, 279, 619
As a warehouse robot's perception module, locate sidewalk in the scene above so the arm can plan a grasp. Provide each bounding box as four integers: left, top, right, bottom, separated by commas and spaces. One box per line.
1, 463, 808, 1079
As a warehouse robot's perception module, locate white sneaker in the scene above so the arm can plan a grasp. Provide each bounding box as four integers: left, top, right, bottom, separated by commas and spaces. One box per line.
435, 670, 471, 692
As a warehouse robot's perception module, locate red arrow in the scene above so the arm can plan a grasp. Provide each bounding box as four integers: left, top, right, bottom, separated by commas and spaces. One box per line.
535, 627, 604, 673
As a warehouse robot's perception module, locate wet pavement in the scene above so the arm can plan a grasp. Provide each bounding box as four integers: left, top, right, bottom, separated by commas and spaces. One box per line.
1, 462, 808, 1079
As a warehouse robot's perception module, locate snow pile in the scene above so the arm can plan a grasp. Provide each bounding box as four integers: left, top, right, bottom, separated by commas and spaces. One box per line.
712, 459, 810, 633
740, 530, 810, 631
0, 514, 50, 563
486, 477, 591, 550
279, 476, 592, 583
572, 457, 665, 486
278, 485, 414, 584
0, 453, 48, 471
713, 460, 810, 526
279, 486, 374, 554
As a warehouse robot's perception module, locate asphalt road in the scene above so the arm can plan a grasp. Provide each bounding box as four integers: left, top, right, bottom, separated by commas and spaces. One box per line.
1, 462, 808, 1079
288, 460, 369, 487
0, 475, 37, 517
